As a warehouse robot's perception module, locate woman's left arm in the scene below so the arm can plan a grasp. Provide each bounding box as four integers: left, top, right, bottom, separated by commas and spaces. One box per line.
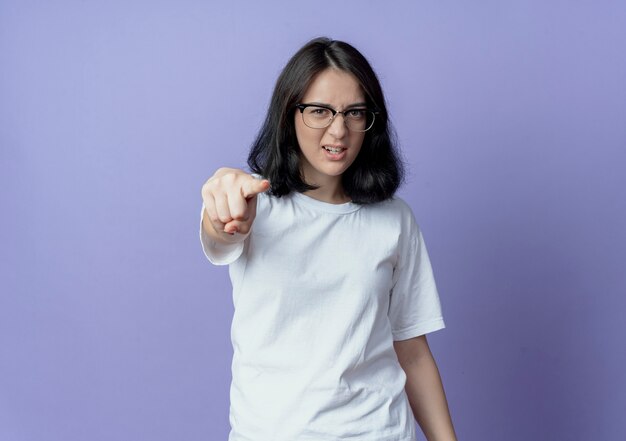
393, 335, 458, 441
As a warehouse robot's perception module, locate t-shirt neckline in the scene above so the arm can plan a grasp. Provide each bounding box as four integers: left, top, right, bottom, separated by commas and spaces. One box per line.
292, 192, 362, 214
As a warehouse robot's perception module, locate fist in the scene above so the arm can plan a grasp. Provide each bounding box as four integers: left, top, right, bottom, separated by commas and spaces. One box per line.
201, 168, 270, 241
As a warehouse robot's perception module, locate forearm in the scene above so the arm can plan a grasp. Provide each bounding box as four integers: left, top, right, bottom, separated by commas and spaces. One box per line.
402, 350, 457, 441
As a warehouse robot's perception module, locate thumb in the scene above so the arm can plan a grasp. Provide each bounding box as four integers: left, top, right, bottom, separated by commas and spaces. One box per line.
241, 177, 270, 199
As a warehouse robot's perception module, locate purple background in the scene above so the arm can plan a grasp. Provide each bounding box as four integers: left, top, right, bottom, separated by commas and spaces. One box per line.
2, 1, 625, 440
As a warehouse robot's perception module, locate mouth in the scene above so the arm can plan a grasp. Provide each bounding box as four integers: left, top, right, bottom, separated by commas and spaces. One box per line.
322, 145, 346, 154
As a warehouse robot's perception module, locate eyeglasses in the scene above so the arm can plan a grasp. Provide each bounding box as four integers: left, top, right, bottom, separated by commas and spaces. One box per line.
295, 103, 378, 132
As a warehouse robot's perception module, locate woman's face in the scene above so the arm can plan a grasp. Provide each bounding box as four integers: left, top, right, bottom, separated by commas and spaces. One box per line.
294, 68, 366, 189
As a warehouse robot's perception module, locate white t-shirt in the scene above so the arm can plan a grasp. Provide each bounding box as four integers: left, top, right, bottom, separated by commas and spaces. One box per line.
200, 191, 445, 441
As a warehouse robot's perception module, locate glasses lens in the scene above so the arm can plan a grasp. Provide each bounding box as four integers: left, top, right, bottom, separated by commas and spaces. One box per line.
302, 106, 333, 129
344, 109, 375, 132
301, 106, 376, 132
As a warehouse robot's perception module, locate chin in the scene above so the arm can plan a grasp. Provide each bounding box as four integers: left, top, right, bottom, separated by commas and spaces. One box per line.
321, 165, 351, 177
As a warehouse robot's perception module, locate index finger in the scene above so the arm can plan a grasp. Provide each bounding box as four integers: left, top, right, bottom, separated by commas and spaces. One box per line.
241, 177, 270, 199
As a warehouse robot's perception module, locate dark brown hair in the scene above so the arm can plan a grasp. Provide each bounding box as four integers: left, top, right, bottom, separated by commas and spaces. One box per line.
247, 37, 404, 204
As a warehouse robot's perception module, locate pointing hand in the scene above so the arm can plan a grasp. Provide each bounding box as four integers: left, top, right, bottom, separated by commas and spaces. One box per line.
201, 168, 270, 242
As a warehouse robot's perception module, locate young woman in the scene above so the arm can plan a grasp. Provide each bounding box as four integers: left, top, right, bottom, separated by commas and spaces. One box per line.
200, 37, 457, 441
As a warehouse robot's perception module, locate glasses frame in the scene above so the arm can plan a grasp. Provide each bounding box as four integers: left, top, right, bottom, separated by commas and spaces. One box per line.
295, 103, 379, 132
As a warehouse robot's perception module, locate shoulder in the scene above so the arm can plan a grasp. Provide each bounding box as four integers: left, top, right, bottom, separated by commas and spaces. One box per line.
385, 196, 415, 215
368, 197, 423, 245
353, 196, 420, 241
255, 189, 281, 213
363, 196, 417, 222
254, 190, 298, 222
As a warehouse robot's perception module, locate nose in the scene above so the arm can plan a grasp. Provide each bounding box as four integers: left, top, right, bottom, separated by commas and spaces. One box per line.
326, 113, 348, 138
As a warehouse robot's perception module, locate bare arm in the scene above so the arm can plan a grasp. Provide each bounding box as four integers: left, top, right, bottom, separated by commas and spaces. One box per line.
201, 167, 270, 244
393, 335, 457, 441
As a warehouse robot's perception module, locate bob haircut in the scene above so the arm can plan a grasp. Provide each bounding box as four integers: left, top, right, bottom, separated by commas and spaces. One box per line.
247, 37, 404, 204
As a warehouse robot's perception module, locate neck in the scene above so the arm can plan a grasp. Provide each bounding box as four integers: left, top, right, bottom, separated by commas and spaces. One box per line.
303, 181, 350, 204
300, 160, 351, 204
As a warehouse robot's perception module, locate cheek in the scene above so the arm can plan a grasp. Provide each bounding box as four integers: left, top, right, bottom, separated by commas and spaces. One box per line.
294, 117, 307, 146
295, 122, 320, 150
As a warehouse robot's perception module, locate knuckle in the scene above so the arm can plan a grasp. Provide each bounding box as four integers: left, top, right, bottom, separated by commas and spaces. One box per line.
230, 212, 243, 221
205, 169, 252, 201
218, 213, 233, 223
203, 180, 219, 196
201, 181, 212, 196
214, 167, 233, 177
230, 207, 247, 220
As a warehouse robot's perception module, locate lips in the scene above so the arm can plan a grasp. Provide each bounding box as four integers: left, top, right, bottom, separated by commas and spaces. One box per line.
321, 145, 348, 161
322, 145, 346, 154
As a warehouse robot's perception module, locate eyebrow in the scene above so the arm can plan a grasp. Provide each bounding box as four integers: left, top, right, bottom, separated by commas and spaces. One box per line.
307, 101, 369, 109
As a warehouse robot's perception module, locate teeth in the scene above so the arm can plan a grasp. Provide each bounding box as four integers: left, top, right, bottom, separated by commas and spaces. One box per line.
324, 146, 343, 154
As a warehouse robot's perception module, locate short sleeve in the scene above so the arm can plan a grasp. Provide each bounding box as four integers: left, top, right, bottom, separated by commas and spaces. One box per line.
388, 218, 445, 341
199, 204, 245, 265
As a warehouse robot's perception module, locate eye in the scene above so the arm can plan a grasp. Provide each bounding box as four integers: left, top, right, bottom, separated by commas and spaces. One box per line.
306, 107, 332, 119
346, 109, 366, 119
